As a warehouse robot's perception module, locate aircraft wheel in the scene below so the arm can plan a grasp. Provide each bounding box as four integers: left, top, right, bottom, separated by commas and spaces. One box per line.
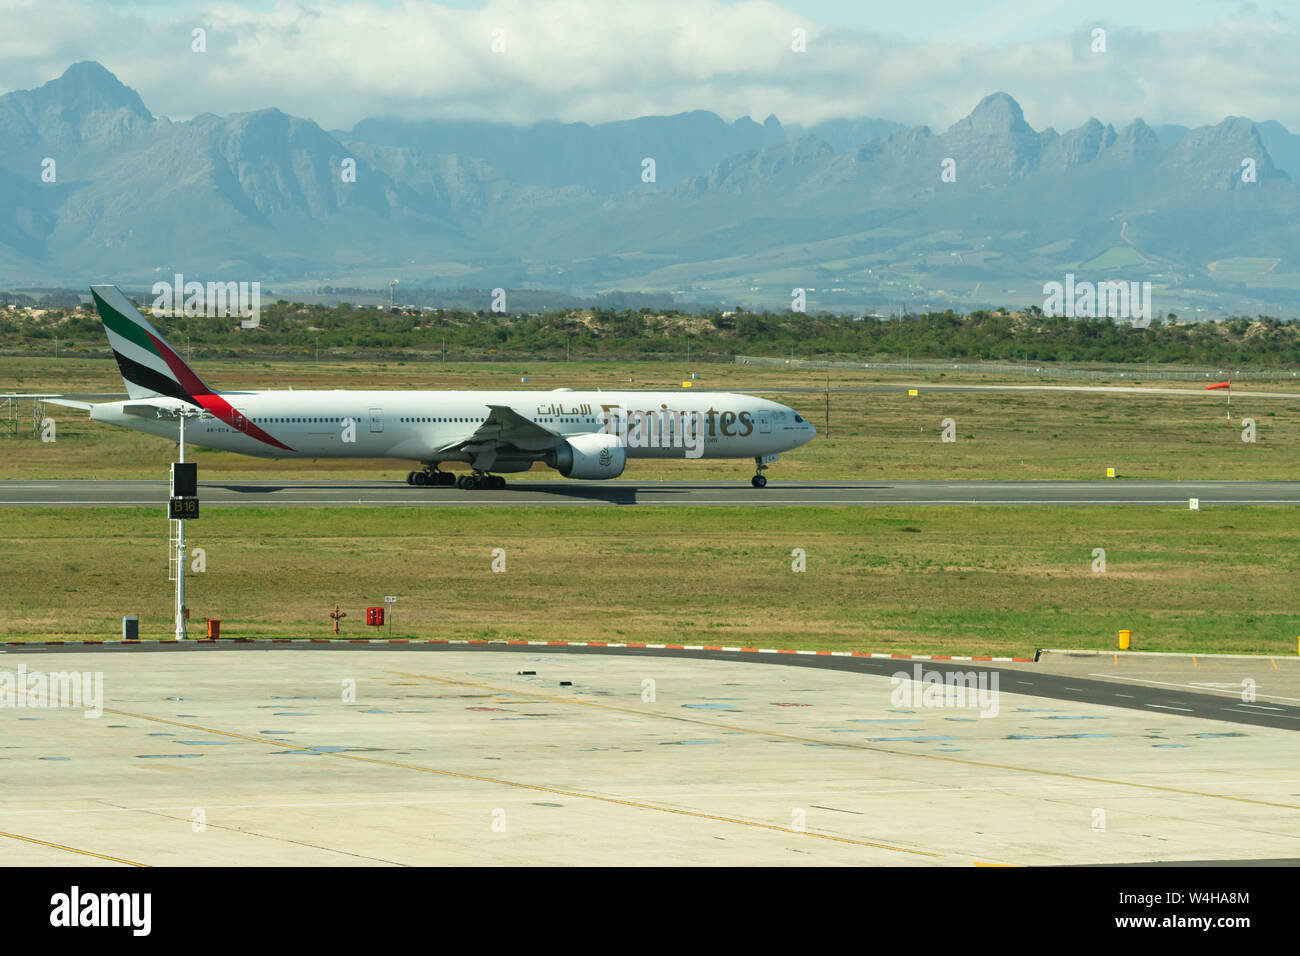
441, 472, 456, 486
405, 471, 415, 485
490, 475, 506, 490
412, 471, 428, 486
751, 474, 767, 488
456, 474, 469, 489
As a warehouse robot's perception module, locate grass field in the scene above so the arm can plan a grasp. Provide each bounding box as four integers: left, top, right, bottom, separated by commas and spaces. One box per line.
1078, 246, 1151, 270
2, 506, 1297, 657
3, 355, 1300, 481
5, 356, 1298, 658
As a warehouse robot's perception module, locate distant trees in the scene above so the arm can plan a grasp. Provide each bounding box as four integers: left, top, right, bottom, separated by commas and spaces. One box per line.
3, 300, 1300, 365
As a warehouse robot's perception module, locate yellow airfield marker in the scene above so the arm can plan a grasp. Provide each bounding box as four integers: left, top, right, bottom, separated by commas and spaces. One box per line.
908, 388, 918, 396
1106, 467, 1116, 478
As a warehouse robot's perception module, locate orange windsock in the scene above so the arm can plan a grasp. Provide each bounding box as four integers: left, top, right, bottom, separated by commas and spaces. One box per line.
1206, 382, 1231, 390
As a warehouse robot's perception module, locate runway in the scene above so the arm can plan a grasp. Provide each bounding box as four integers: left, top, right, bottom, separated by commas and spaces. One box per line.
3, 478, 1300, 507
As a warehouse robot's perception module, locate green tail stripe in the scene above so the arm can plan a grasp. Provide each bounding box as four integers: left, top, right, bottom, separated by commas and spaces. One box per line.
94, 292, 158, 357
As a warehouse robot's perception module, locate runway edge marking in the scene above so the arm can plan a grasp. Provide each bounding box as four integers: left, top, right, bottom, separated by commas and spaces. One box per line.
0, 637, 1032, 662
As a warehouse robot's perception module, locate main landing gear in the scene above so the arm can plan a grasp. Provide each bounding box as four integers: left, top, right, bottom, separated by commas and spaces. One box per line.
406, 467, 505, 489
407, 466, 455, 487
456, 472, 506, 490
751, 456, 769, 488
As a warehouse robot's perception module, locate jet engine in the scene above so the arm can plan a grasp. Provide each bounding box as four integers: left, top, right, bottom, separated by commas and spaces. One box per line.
548, 432, 626, 479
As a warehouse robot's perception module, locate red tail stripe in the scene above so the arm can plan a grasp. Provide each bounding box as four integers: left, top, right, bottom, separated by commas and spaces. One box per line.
143, 329, 293, 451
193, 392, 293, 451
145, 330, 210, 396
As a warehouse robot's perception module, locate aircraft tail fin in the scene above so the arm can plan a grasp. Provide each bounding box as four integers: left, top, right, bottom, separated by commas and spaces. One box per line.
90, 285, 212, 404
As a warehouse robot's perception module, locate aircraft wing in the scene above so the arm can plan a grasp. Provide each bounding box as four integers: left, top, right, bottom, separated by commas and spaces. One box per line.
482, 404, 567, 450
430, 404, 566, 470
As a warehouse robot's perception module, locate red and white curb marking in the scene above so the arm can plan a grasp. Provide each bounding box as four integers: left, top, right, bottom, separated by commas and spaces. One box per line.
4, 637, 1033, 662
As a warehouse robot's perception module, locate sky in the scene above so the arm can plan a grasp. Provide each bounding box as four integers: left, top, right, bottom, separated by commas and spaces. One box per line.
0, 0, 1296, 131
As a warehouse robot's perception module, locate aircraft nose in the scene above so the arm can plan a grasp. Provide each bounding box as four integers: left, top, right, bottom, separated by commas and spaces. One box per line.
790, 414, 815, 446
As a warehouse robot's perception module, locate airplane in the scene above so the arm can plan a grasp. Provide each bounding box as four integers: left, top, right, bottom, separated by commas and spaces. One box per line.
46, 285, 817, 490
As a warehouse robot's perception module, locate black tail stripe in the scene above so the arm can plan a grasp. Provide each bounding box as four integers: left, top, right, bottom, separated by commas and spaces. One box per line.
113, 350, 198, 406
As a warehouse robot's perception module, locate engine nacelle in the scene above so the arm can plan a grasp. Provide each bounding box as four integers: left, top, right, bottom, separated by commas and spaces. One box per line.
548, 432, 626, 480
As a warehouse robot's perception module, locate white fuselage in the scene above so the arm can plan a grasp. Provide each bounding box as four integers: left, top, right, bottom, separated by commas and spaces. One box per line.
90, 389, 817, 464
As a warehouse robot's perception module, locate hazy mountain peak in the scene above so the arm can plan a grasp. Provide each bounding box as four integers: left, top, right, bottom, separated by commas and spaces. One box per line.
1161, 116, 1283, 189
941, 92, 1042, 179
1170, 117, 1270, 157
40, 60, 152, 120
1113, 118, 1158, 146
0, 60, 153, 170
955, 92, 1029, 133
1041, 117, 1115, 169
224, 106, 292, 131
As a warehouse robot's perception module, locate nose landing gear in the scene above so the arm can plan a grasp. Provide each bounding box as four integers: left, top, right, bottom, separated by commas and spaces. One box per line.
751, 456, 769, 488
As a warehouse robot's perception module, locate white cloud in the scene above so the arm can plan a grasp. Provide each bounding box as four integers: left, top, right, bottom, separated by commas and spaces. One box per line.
0, 0, 1296, 132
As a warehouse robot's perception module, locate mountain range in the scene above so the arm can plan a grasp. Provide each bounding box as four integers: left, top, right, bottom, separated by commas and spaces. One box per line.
2, 61, 1300, 317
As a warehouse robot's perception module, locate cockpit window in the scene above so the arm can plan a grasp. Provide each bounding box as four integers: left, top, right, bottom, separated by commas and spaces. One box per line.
794, 414, 804, 423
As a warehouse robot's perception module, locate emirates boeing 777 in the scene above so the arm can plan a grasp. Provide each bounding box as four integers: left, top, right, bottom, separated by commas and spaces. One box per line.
50, 285, 816, 489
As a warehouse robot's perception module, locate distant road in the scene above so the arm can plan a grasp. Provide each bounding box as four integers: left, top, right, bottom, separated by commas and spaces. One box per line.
3, 479, 1300, 507
750, 383, 1300, 398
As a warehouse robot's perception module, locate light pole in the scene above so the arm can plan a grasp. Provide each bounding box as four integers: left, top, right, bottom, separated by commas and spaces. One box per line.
389, 279, 398, 311
170, 407, 206, 641
174, 412, 188, 641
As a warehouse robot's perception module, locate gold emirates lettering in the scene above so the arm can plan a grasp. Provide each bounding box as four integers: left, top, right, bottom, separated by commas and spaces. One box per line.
599, 404, 753, 438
